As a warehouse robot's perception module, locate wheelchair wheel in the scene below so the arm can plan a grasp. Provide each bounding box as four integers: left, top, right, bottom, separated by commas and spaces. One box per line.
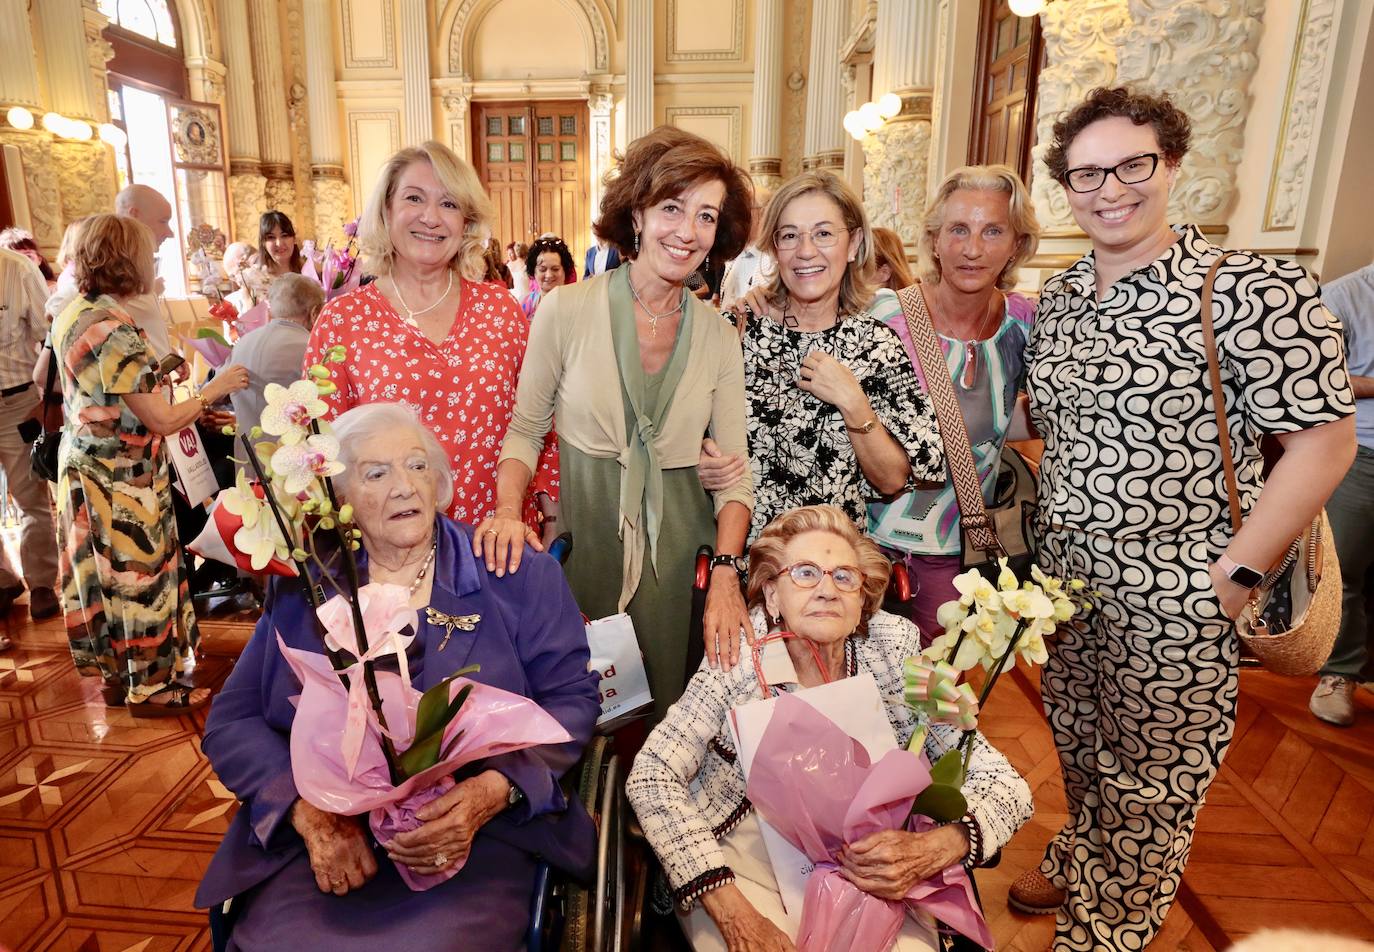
561, 737, 625, 952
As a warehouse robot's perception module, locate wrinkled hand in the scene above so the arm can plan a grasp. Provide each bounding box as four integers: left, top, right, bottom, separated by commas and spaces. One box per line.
292, 800, 378, 896
703, 566, 750, 670
1208, 562, 1251, 621
702, 884, 796, 952
796, 350, 866, 417
473, 508, 543, 577
203, 364, 250, 402
836, 825, 969, 901
736, 286, 770, 319
385, 770, 509, 876
698, 437, 747, 492
201, 408, 235, 429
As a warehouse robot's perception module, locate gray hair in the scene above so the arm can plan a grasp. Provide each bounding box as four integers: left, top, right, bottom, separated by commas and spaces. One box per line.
330, 403, 454, 511
267, 273, 325, 327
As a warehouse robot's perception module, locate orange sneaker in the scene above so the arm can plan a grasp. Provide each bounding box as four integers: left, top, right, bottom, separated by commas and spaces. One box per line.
1008, 868, 1065, 915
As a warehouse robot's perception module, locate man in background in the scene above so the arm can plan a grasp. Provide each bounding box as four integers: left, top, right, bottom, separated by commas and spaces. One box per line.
583, 232, 621, 278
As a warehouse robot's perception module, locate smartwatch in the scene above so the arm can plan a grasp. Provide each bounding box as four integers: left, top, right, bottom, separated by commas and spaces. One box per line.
1217, 554, 1264, 590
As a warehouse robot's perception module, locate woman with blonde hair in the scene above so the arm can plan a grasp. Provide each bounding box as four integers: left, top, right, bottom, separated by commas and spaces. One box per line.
704, 170, 943, 546
867, 163, 1041, 644
870, 226, 914, 292
304, 140, 558, 531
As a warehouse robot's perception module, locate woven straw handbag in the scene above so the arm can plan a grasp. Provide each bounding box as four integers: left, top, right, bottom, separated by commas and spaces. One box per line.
1200, 254, 1342, 676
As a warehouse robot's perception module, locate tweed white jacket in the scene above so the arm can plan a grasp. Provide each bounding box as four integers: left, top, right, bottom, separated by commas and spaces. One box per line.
624, 609, 1034, 909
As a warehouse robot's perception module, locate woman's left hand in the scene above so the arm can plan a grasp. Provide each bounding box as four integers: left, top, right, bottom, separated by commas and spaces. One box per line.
797, 350, 866, 417
835, 825, 969, 901
703, 566, 751, 670
384, 770, 510, 875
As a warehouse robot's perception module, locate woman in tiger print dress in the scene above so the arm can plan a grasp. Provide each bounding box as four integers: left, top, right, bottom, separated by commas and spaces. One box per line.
54, 215, 248, 715
1011, 87, 1355, 950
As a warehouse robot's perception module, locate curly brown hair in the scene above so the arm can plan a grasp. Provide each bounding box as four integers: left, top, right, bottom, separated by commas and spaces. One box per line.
593, 125, 753, 263
75, 214, 155, 298
1044, 86, 1192, 183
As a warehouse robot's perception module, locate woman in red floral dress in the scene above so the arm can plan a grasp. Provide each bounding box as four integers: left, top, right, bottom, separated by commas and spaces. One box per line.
304, 141, 557, 530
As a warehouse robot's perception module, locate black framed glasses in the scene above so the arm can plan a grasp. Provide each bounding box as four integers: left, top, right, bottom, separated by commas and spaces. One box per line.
774, 226, 849, 251
775, 561, 866, 593
1062, 153, 1161, 193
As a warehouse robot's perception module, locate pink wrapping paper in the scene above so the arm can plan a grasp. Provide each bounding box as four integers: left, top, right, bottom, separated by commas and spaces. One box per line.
745, 692, 994, 952
275, 609, 573, 890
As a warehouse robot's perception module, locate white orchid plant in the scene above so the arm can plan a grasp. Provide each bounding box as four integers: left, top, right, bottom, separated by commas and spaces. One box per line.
903, 558, 1093, 823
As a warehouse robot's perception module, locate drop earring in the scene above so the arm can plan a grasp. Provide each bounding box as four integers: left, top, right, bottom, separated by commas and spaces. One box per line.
705, 254, 710, 271
633, 231, 640, 255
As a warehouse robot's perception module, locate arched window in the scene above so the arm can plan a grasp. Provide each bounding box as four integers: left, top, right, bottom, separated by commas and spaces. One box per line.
97, 0, 178, 49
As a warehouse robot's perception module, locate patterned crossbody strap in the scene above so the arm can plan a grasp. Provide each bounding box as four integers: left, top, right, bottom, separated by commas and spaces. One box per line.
895, 283, 1000, 554
1198, 252, 1245, 535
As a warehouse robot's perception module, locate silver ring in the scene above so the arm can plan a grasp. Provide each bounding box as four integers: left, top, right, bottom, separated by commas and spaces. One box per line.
433, 851, 449, 868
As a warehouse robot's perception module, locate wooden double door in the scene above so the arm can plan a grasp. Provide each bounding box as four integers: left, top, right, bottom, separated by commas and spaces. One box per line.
968, 0, 1044, 184
473, 100, 590, 259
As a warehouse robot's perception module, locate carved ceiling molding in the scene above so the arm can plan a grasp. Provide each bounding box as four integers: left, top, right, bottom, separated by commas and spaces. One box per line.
665, 106, 744, 160
665, 0, 746, 63
341, 0, 397, 69
442, 0, 610, 76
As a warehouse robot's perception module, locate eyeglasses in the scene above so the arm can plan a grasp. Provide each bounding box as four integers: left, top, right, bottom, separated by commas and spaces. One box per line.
1062, 153, 1161, 193
775, 561, 866, 593
773, 226, 849, 251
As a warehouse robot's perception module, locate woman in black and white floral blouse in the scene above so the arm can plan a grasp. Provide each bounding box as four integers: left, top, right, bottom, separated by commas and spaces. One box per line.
701, 172, 943, 543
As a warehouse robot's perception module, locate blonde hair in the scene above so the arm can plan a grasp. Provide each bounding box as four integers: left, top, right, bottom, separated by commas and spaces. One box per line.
915, 165, 1040, 291
758, 171, 876, 318
746, 505, 891, 634
57, 216, 95, 271
75, 214, 155, 298
357, 141, 492, 282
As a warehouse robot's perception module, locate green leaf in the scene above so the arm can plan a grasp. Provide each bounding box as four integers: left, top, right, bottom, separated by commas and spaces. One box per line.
912, 783, 968, 824
412, 665, 480, 744
398, 730, 444, 777
195, 327, 230, 346
930, 749, 967, 788
438, 727, 467, 764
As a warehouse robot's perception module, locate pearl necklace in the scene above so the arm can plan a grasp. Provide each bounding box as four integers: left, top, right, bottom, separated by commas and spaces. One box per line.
407, 541, 438, 596
627, 264, 683, 337
392, 271, 455, 325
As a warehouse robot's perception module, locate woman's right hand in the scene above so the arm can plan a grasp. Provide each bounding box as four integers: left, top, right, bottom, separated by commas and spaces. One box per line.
698, 437, 747, 492
291, 799, 378, 896
701, 884, 796, 952
736, 286, 771, 320
201, 363, 250, 403
472, 506, 543, 577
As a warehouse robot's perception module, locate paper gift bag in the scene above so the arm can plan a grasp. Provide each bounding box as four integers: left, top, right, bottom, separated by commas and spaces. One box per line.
728, 643, 897, 928
585, 613, 652, 726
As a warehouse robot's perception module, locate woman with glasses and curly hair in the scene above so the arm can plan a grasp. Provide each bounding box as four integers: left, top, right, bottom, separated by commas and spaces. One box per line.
521, 236, 576, 318
626, 504, 1031, 951
1008, 85, 1354, 950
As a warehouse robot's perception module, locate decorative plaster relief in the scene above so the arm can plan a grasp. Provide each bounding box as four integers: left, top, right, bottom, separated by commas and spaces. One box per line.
348, 111, 401, 213
1115, 0, 1265, 224
229, 171, 268, 244
861, 119, 930, 242
53, 140, 114, 224
782, 0, 809, 179
665, 0, 746, 62
1263, 0, 1338, 231
447, 0, 609, 75
265, 178, 297, 221
1029, 0, 1131, 230
312, 175, 352, 244
342, 0, 396, 69
665, 106, 744, 161
0, 132, 63, 251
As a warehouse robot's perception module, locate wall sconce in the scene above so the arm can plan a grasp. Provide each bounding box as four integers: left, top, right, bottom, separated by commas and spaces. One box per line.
843, 92, 905, 141
99, 123, 127, 148
41, 111, 93, 141
5, 106, 35, 130
1009, 0, 1046, 16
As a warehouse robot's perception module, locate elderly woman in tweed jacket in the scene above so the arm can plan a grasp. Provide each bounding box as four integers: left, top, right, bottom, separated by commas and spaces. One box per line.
626, 505, 1032, 952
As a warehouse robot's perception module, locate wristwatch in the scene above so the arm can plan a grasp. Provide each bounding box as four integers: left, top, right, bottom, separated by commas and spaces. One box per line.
710, 553, 748, 575
1217, 554, 1264, 590
506, 780, 525, 810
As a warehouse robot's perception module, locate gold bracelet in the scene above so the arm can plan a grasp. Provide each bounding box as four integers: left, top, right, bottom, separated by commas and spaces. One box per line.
195, 390, 211, 412
844, 416, 878, 435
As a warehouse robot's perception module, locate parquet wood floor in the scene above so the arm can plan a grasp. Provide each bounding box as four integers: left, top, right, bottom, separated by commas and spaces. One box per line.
1, 587, 1371, 950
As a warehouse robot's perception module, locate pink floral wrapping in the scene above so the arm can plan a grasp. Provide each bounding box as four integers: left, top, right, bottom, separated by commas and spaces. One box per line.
744, 693, 994, 951
273, 587, 573, 891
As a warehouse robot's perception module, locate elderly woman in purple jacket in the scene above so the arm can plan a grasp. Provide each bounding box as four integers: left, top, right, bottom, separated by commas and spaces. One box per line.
195, 402, 600, 950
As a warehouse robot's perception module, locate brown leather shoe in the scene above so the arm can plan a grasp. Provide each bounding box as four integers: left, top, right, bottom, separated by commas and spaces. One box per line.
1008, 868, 1065, 915
28, 586, 60, 621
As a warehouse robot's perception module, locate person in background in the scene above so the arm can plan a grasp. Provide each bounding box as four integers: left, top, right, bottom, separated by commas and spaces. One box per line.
717, 186, 775, 311
54, 214, 249, 714
870, 226, 915, 293
0, 246, 60, 635
44, 216, 94, 321
113, 184, 178, 359
1011, 86, 1354, 949
522, 236, 576, 318
220, 240, 260, 315
229, 273, 325, 478
482, 241, 513, 291
583, 232, 622, 278
867, 166, 1040, 645
259, 210, 303, 277
1309, 259, 1374, 726
506, 241, 530, 300
0, 228, 56, 285
304, 140, 559, 531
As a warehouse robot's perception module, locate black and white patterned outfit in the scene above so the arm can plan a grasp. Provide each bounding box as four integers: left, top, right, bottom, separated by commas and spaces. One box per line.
1026, 224, 1354, 951
739, 289, 944, 540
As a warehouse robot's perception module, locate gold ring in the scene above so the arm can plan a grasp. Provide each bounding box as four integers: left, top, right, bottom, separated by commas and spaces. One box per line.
433, 851, 449, 868
484, 529, 497, 537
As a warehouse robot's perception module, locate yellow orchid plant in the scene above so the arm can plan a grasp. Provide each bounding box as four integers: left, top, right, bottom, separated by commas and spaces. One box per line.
904, 558, 1092, 823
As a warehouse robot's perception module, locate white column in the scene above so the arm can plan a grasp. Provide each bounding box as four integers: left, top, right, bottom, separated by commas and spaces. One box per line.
248, 0, 295, 214
803, 0, 847, 169
302, 0, 348, 240
872, 0, 938, 97
34, 0, 100, 120
748, 0, 784, 187
0, 0, 42, 108
398, 0, 432, 144
626, 0, 654, 140
220, 0, 261, 167
589, 90, 615, 228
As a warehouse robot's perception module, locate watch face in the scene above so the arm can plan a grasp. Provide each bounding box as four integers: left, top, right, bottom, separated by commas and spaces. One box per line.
1229, 564, 1264, 589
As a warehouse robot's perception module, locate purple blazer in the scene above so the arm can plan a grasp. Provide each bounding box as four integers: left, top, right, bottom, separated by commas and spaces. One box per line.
195, 516, 600, 908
